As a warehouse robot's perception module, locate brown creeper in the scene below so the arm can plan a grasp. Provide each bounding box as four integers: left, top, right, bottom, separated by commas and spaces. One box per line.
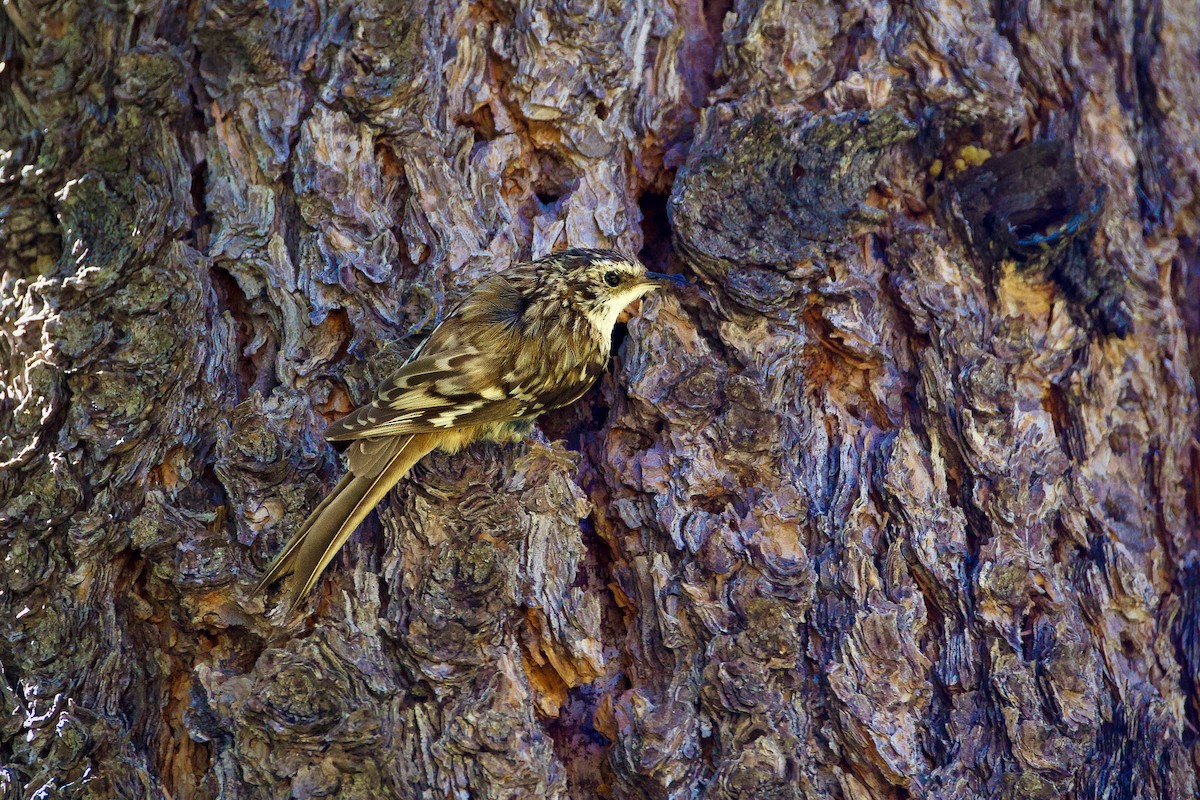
256, 248, 686, 607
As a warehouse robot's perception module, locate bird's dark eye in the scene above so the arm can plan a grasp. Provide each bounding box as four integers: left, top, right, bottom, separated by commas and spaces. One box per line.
604, 270, 621, 287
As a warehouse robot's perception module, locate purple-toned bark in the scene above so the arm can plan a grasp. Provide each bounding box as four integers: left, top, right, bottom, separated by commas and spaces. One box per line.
1, 1, 1197, 797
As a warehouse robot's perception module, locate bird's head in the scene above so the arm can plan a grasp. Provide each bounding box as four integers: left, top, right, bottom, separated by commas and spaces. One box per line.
539, 248, 687, 335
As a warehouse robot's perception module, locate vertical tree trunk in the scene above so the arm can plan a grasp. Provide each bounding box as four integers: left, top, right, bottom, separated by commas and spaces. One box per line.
1, 1, 1197, 798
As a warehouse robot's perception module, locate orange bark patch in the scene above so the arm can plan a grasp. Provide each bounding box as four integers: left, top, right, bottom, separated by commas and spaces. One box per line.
318, 384, 355, 421
997, 261, 1054, 323
520, 607, 604, 718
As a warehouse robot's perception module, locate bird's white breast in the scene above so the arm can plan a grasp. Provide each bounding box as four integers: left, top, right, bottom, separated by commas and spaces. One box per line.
583, 286, 655, 343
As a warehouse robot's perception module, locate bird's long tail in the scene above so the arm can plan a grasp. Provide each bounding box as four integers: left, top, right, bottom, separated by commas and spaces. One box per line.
255, 433, 439, 609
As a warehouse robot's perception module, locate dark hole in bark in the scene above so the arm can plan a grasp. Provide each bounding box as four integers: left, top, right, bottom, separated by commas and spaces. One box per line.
463, 103, 498, 142
1020, 605, 1043, 661
638, 190, 674, 273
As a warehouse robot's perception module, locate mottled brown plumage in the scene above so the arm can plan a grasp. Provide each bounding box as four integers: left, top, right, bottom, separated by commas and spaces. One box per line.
256, 248, 685, 608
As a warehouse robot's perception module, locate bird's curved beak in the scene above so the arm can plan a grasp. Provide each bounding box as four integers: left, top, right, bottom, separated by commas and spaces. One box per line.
644, 271, 689, 289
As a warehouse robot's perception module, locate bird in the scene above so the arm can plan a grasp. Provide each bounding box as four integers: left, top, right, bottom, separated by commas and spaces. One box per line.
255, 248, 686, 609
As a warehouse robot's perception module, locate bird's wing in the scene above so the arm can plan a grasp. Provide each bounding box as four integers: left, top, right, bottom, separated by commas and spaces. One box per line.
324, 270, 602, 441
325, 335, 606, 441
324, 344, 530, 440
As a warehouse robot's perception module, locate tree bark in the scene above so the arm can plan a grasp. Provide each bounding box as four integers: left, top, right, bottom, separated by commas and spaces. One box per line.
2, 0, 1198, 798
